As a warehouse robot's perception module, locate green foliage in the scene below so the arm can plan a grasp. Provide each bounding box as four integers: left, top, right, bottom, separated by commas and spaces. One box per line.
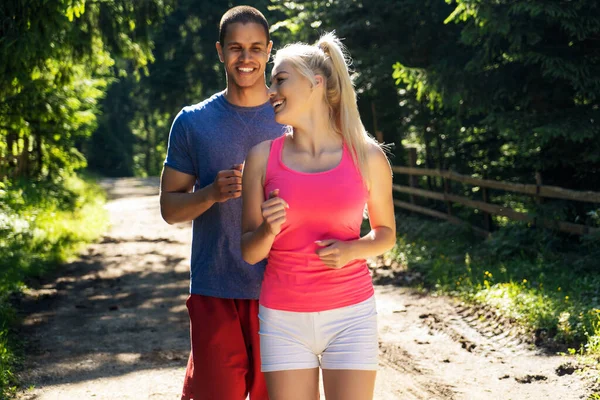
87, 0, 273, 176
0, 0, 173, 182
6, 0, 599, 184
0, 313, 18, 399
392, 213, 600, 355
0, 174, 108, 398
267, 0, 450, 164
0, 176, 108, 293
393, 0, 600, 191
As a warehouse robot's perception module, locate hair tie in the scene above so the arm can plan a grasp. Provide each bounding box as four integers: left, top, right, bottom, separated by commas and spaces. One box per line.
318, 41, 330, 57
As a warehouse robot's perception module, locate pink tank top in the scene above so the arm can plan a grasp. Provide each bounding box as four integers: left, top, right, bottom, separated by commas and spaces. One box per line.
260, 135, 374, 312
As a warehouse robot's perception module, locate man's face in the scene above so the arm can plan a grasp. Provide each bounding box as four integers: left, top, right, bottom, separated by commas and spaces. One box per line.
216, 22, 272, 90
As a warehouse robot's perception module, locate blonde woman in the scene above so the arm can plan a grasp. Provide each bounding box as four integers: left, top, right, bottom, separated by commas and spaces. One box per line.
241, 32, 396, 400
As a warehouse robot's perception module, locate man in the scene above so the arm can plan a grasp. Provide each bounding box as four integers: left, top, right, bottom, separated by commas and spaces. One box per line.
160, 6, 284, 400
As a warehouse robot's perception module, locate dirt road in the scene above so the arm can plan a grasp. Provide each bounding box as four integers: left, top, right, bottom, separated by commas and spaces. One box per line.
16, 178, 594, 399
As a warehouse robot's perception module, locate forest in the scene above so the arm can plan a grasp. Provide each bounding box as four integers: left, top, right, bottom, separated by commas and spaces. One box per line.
1, 1, 599, 397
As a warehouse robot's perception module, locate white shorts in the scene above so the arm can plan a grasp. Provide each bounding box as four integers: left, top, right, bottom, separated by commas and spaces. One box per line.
258, 296, 378, 372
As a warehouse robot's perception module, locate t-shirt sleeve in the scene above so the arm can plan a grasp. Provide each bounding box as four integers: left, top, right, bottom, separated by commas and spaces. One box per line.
164, 110, 196, 176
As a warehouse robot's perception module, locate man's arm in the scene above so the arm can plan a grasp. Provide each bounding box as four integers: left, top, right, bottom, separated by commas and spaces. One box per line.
159, 164, 242, 224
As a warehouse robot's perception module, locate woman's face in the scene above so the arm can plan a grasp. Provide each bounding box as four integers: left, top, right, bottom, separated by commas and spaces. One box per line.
268, 60, 316, 126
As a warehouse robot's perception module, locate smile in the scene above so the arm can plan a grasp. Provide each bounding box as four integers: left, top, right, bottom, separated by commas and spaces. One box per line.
272, 99, 285, 111
237, 67, 256, 73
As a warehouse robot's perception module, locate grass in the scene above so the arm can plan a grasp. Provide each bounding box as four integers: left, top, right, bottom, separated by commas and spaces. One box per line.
0, 173, 109, 399
389, 214, 600, 362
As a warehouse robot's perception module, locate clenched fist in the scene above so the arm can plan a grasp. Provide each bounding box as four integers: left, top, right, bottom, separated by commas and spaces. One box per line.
261, 189, 289, 236
210, 164, 243, 202
315, 239, 353, 269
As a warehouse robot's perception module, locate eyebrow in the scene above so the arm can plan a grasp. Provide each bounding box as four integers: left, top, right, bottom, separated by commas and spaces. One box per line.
227, 41, 266, 47
270, 71, 288, 83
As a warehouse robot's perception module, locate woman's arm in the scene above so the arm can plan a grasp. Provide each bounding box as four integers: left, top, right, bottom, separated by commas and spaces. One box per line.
316, 143, 396, 268
241, 141, 289, 265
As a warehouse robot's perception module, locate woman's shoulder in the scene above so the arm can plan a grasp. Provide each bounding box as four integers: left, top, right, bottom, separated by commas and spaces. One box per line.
248, 139, 274, 160
364, 141, 392, 188
245, 139, 275, 177
366, 141, 390, 165
249, 133, 288, 160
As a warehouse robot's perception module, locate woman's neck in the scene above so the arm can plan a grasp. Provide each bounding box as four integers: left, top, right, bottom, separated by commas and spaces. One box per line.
291, 108, 341, 155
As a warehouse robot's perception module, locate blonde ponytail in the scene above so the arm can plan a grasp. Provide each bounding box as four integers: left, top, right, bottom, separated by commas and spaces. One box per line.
273, 32, 380, 185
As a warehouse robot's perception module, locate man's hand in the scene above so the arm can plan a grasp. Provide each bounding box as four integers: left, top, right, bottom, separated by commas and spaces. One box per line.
210, 164, 243, 202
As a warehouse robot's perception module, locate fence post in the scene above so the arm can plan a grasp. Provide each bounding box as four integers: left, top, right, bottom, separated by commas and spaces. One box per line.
535, 172, 543, 205
407, 147, 418, 204
481, 186, 492, 232
533, 172, 544, 228
443, 177, 453, 217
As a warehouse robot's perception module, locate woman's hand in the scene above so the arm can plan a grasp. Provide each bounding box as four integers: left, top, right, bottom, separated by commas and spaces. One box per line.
315, 239, 354, 269
261, 189, 289, 236
241, 141, 280, 265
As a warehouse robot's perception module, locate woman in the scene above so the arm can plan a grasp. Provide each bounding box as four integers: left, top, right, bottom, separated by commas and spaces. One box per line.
241, 32, 396, 400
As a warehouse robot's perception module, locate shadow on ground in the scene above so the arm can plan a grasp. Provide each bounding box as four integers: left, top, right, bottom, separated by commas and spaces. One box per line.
17, 183, 193, 389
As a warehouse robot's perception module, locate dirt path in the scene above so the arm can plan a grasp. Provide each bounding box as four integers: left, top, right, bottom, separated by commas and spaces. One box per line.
16, 178, 594, 399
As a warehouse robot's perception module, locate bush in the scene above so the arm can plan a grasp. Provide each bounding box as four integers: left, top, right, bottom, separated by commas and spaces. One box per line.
0, 174, 108, 398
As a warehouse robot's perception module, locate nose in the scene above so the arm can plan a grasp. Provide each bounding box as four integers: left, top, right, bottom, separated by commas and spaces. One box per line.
240, 48, 252, 62
267, 85, 276, 98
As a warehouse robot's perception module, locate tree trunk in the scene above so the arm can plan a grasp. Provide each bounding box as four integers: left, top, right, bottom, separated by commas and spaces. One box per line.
144, 114, 152, 175
35, 135, 43, 177
17, 135, 30, 178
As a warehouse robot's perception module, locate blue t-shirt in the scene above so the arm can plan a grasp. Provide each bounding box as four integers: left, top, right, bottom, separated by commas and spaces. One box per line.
164, 91, 285, 299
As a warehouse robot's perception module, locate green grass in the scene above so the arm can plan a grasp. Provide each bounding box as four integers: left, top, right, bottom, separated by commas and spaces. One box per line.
389, 214, 600, 362
0, 173, 109, 398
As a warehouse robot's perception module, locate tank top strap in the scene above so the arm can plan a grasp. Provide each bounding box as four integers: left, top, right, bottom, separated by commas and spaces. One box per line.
265, 135, 286, 183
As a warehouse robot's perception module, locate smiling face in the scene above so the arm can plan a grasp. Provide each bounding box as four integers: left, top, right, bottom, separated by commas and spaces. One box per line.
268, 60, 319, 126
216, 22, 272, 91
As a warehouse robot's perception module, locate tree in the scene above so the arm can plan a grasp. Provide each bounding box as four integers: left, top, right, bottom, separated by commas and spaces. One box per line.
87, 0, 275, 176
0, 0, 172, 181
394, 0, 600, 190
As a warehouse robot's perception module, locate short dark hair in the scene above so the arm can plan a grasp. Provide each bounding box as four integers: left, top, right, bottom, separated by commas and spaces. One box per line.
219, 6, 270, 45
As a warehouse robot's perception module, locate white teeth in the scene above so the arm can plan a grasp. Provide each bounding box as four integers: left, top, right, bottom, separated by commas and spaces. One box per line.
273, 100, 284, 108
238, 67, 254, 72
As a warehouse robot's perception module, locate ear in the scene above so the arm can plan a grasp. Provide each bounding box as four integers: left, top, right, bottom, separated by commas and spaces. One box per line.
216, 41, 224, 63
314, 75, 324, 89
266, 40, 273, 60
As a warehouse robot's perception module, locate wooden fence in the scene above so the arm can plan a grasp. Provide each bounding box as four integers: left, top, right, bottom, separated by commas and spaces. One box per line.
392, 149, 600, 237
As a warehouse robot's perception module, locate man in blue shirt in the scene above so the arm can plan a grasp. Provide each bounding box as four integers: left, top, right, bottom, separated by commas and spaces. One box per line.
160, 6, 284, 399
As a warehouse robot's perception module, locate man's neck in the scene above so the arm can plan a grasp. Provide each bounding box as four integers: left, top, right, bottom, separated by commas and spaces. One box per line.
224, 84, 269, 108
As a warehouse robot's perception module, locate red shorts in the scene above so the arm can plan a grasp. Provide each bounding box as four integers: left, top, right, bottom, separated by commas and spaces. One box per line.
181, 294, 268, 400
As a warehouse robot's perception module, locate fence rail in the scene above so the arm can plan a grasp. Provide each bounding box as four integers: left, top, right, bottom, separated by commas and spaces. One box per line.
391, 150, 600, 236
391, 166, 600, 204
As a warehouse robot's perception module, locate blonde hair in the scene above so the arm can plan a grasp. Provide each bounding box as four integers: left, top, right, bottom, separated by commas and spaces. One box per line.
273, 32, 380, 184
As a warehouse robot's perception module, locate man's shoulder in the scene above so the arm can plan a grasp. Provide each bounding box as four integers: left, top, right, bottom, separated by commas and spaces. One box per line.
179, 91, 226, 119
